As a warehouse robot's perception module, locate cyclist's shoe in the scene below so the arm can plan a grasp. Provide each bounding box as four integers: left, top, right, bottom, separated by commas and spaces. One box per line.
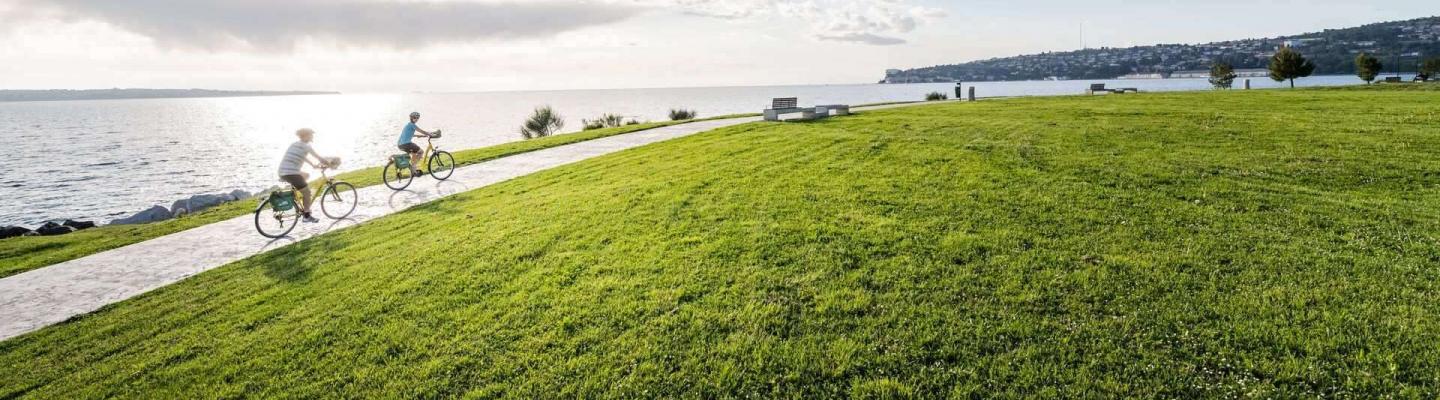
302, 213, 320, 223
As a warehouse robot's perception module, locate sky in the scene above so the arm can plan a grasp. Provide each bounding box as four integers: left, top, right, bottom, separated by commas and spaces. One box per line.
0, 0, 1434, 92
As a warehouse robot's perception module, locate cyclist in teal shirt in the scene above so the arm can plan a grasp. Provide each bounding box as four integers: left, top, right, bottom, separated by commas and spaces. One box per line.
397, 111, 434, 175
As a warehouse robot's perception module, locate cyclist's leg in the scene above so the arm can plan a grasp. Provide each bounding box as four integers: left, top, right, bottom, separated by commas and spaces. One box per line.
400, 143, 422, 174
298, 172, 315, 214
280, 173, 314, 217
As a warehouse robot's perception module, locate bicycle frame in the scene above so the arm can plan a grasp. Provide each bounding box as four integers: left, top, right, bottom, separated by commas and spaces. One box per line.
406, 137, 440, 169
276, 166, 338, 212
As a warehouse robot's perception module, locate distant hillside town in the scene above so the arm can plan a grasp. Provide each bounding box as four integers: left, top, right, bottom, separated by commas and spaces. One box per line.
883, 16, 1440, 82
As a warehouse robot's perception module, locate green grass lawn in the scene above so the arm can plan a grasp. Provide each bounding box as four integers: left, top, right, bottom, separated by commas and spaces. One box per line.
0, 117, 753, 278
5, 86, 1440, 397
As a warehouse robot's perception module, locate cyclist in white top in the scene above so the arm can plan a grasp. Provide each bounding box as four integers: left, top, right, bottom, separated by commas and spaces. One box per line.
278, 128, 336, 223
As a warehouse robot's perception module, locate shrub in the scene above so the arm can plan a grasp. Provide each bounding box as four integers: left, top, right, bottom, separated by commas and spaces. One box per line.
581, 113, 628, 131
520, 106, 564, 139
925, 91, 948, 101
668, 108, 698, 121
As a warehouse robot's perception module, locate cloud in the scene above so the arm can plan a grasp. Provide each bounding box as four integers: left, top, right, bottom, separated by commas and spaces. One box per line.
816, 32, 906, 46
5, 0, 645, 51
656, 0, 946, 45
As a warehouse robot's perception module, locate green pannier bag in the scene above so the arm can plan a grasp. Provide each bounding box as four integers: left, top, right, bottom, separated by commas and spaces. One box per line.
269, 191, 296, 212
393, 154, 412, 169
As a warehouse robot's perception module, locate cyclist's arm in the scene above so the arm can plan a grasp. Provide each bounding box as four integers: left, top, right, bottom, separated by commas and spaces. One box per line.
415, 126, 432, 137
304, 146, 327, 168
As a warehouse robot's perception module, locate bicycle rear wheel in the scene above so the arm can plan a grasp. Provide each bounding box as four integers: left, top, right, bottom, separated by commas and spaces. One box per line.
429, 151, 455, 181
254, 200, 300, 238
320, 182, 358, 219
382, 160, 414, 190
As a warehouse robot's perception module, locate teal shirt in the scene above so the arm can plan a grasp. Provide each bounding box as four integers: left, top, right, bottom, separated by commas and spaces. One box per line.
398, 122, 417, 145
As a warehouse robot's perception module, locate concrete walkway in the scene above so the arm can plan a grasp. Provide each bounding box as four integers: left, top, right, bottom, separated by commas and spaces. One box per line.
0, 102, 937, 340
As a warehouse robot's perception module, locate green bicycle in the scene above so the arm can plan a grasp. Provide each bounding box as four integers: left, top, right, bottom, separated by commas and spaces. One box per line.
254, 165, 357, 238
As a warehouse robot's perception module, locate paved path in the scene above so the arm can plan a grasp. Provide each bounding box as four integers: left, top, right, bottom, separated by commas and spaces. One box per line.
0, 102, 937, 340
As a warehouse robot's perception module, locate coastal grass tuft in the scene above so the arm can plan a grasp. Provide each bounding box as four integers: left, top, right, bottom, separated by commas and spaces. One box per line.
0, 117, 752, 278
4, 87, 1440, 396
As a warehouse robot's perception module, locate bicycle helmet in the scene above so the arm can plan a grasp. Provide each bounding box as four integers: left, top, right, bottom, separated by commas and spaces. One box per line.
409, 112, 421, 119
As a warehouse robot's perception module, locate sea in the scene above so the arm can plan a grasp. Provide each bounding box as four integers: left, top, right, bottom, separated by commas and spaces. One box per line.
0, 74, 1400, 227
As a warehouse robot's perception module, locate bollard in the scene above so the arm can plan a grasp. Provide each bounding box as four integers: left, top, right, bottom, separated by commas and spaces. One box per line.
968, 87, 976, 102
1244, 79, 1251, 90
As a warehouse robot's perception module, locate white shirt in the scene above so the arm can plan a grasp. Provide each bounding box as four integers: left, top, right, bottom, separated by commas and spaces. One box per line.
277, 141, 314, 176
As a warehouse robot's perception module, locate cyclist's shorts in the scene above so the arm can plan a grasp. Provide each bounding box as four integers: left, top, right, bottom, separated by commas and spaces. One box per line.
280, 174, 308, 190
398, 143, 421, 153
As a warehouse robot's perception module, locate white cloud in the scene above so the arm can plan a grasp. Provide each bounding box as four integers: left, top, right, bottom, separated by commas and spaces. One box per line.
2, 0, 646, 51
651, 0, 946, 45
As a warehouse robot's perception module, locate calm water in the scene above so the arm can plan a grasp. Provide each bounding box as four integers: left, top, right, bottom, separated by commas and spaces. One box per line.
0, 75, 1384, 226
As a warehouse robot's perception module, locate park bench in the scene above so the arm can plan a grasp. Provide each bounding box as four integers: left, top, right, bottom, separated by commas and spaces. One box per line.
815, 104, 850, 117
764, 97, 816, 121
1087, 84, 1139, 95
763, 98, 853, 121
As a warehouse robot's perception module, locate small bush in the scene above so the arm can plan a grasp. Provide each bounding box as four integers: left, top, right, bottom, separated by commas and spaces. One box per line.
669, 108, 698, 121
581, 113, 628, 131
925, 92, 948, 101
520, 106, 564, 139
625, 119, 641, 125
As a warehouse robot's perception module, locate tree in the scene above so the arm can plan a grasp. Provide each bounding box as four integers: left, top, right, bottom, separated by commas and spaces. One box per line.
1209, 61, 1238, 89
519, 106, 564, 139
1268, 46, 1316, 88
1420, 57, 1440, 82
1354, 52, 1383, 84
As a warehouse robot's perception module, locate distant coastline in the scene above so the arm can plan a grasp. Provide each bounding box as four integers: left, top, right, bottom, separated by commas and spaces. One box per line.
0, 89, 339, 102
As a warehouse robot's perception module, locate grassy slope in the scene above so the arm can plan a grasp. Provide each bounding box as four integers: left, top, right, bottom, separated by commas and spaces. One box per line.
5, 87, 1440, 397
0, 117, 752, 278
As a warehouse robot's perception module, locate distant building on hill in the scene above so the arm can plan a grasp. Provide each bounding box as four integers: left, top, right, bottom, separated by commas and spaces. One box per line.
1118, 72, 1168, 79
1169, 68, 1269, 79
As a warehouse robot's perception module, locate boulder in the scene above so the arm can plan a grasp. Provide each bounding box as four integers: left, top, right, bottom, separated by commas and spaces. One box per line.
36, 224, 76, 236
111, 205, 172, 225
171, 193, 229, 216
0, 226, 31, 239
62, 219, 97, 230
229, 189, 252, 200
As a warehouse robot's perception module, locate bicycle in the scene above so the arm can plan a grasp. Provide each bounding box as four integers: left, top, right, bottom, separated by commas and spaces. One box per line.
254, 163, 358, 238
383, 130, 455, 190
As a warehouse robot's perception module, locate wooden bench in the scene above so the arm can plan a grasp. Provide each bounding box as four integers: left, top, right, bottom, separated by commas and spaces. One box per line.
764, 97, 816, 121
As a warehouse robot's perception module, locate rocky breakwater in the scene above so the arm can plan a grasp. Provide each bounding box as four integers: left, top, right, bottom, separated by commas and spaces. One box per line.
1, 189, 257, 239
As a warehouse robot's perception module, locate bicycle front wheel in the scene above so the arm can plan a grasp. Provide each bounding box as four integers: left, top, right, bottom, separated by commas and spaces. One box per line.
382, 160, 414, 190
254, 201, 300, 238
320, 182, 358, 219
429, 151, 456, 181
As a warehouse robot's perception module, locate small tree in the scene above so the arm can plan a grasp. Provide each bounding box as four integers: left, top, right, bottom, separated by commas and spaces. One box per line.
520, 106, 564, 139
1354, 52, 1383, 84
1209, 61, 1237, 89
1268, 46, 1316, 88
